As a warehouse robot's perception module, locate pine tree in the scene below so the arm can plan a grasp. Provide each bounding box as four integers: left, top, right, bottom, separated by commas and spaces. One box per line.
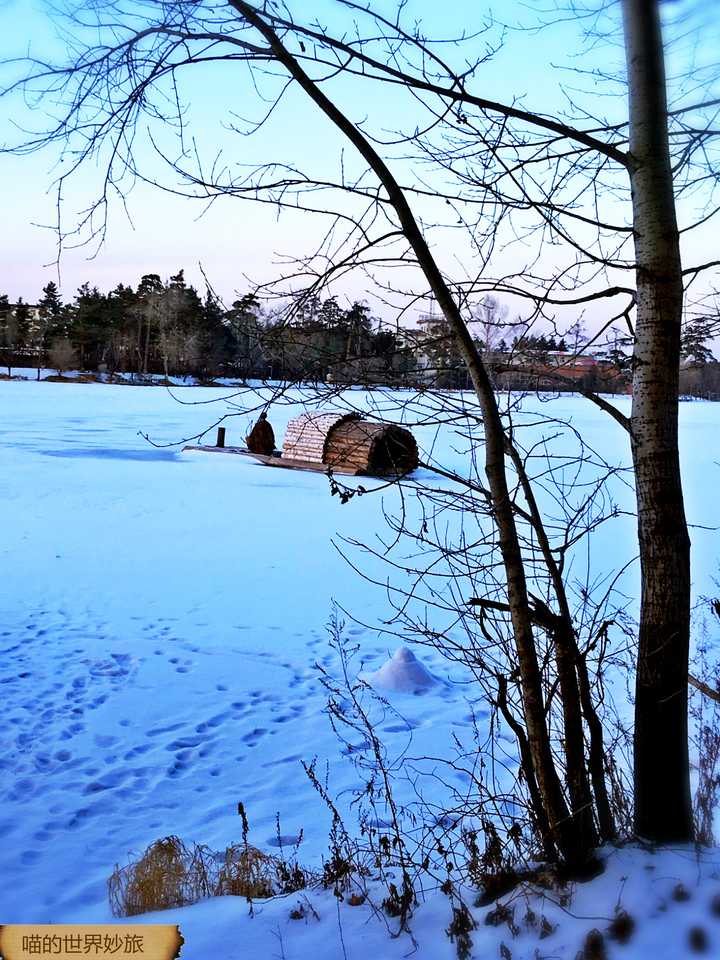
38, 281, 64, 339
681, 315, 717, 365
0, 294, 14, 374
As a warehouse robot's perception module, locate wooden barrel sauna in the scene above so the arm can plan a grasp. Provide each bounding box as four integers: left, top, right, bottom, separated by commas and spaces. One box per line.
282, 411, 418, 476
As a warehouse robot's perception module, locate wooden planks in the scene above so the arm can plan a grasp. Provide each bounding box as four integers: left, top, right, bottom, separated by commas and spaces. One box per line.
183, 444, 258, 456
183, 445, 365, 475
325, 419, 377, 469
325, 420, 418, 474
282, 411, 357, 463
242, 450, 365, 475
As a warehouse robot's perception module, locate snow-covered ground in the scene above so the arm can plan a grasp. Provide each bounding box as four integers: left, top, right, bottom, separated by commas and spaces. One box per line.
2, 379, 719, 957
104, 845, 720, 959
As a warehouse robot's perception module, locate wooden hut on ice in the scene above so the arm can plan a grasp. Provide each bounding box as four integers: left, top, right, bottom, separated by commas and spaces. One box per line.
280, 411, 418, 476
184, 410, 418, 477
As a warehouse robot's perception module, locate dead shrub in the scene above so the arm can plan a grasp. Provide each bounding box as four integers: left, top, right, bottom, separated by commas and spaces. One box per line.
607, 908, 635, 944
577, 928, 607, 960
108, 836, 309, 917
446, 900, 477, 960
690, 620, 720, 845
274, 858, 310, 894
215, 844, 277, 899
108, 836, 214, 917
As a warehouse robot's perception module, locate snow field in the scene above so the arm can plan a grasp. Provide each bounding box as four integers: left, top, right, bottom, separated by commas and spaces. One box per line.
1, 379, 719, 958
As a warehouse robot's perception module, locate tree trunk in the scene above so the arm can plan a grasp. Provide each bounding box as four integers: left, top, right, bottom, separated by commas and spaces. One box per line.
143, 312, 152, 376
233, 0, 602, 862
622, 0, 693, 843
506, 440, 604, 848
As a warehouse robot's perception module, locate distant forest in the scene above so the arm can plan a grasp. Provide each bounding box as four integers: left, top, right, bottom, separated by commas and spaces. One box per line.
1, 272, 718, 398
0, 272, 411, 383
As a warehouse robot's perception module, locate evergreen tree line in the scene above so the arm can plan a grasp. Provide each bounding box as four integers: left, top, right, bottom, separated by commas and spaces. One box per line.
1, 274, 717, 395
0, 273, 410, 382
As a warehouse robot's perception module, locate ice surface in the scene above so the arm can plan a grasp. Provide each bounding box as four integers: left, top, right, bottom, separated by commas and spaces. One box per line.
1, 379, 718, 958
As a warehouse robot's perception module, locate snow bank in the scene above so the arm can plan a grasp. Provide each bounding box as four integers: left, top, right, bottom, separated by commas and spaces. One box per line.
64, 845, 720, 960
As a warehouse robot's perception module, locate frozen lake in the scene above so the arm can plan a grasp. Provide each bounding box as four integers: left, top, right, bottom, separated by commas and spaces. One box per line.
1, 379, 718, 926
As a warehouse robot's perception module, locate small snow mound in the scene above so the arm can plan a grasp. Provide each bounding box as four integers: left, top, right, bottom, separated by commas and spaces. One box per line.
365, 647, 439, 693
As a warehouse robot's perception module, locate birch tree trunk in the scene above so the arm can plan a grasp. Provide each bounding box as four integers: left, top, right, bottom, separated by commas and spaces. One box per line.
622, 0, 694, 843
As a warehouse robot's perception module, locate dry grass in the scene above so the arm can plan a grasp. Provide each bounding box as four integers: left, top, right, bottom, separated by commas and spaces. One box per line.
215, 844, 278, 899
108, 837, 309, 917
108, 836, 215, 917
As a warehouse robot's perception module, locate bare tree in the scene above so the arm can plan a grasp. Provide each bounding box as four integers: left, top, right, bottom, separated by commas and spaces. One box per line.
0, 307, 20, 377
3, 0, 718, 852
48, 336, 78, 376
622, 0, 692, 842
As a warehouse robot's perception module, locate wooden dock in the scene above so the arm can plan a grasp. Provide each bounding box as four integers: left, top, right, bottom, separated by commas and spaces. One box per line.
182, 445, 367, 475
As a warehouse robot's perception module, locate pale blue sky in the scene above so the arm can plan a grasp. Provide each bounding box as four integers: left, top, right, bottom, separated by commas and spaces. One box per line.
0, 0, 717, 333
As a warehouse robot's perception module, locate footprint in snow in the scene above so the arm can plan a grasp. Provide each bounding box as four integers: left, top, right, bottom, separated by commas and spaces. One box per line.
242, 728, 267, 746
266, 835, 302, 849
146, 722, 184, 737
